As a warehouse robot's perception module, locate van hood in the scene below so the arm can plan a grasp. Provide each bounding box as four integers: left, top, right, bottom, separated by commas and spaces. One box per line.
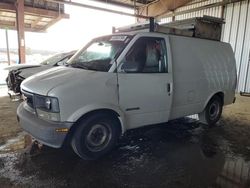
21, 66, 95, 96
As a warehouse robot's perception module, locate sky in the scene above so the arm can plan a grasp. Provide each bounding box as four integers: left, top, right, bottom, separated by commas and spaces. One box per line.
0, 1, 135, 52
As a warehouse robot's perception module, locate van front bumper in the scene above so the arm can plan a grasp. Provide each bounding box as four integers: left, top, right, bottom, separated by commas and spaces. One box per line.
17, 102, 73, 148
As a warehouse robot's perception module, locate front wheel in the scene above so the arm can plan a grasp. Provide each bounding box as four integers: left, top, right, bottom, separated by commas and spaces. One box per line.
71, 113, 120, 160
199, 95, 223, 126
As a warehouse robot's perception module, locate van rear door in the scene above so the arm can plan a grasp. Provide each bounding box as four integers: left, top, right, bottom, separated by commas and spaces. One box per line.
117, 36, 173, 129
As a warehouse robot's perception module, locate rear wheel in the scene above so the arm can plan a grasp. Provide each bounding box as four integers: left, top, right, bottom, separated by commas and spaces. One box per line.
71, 113, 120, 160
199, 95, 223, 126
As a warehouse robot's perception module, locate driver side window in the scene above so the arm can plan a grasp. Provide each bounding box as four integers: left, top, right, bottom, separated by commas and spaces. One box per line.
121, 37, 168, 73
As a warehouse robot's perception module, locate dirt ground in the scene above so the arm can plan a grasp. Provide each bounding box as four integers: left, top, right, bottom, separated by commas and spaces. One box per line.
0, 86, 250, 188
0, 96, 21, 146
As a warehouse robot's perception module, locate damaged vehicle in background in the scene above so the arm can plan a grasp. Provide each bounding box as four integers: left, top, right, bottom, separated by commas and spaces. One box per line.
5, 50, 76, 97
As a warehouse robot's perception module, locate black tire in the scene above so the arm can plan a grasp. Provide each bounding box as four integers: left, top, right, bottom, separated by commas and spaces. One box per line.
71, 113, 121, 160
199, 95, 223, 126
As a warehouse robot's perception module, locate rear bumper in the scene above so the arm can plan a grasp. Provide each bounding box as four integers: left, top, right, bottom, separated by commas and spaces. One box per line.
17, 102, 73, 148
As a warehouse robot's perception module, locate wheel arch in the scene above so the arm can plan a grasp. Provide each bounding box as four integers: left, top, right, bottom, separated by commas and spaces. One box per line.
203, 91, 224, 110
199, 91, 224, 126
64, 107, 125, 147
74, 108, 123, 132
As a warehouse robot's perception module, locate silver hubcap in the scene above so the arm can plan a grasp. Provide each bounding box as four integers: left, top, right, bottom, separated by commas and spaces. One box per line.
209, 102, 220, 120
86, 124, 111, 152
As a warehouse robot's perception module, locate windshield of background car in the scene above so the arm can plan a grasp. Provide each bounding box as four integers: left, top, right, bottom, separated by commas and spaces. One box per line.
40, 53, 68, 65
69, 35, 132, 72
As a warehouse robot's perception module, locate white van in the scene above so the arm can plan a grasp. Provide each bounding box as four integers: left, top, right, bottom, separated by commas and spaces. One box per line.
17, 31, 237, 160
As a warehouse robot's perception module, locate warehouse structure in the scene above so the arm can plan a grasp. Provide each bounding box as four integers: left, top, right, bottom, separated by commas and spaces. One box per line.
0, 1, 250, 186
0, 0, 69, 64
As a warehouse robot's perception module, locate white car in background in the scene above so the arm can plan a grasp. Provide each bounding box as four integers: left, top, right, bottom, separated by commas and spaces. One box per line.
5, 51, 76, 95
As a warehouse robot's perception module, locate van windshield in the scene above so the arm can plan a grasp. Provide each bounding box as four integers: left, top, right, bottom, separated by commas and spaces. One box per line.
69, 35, 132, 72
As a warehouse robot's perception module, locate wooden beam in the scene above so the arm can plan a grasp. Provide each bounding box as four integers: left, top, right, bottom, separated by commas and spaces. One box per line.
45, 0, 149, 19
0, 20, 16, 27
31, 17, 43, 28
0, 1, 69, 32
43, 15, 62, 31
16, 0, 26, 64
0, 2, 69, 19
140, 0, 160, 8
0, 24, 45, 32
138, 0, 192, 17
90, 0, 136, 9
24, 6, 69, 18
5, 29, 11, 65
0, 19, 49, 31
0, 14, 16, 19
0, 2, 15, 12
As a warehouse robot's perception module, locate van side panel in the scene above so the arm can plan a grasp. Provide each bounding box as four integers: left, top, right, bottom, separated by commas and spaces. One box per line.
168, 35, 236, 120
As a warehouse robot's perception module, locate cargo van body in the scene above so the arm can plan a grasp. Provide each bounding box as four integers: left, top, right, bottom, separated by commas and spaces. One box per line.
17, 32, 236, 159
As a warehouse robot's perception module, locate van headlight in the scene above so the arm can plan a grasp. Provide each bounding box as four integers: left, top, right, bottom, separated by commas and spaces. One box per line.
34, 95, 60, 121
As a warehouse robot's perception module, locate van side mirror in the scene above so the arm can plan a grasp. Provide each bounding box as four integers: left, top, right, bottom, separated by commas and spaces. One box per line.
121, 61, 140, 73
57, 59, 68, 66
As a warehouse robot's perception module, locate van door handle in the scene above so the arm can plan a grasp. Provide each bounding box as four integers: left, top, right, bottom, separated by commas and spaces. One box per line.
167, 83, 171, 95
